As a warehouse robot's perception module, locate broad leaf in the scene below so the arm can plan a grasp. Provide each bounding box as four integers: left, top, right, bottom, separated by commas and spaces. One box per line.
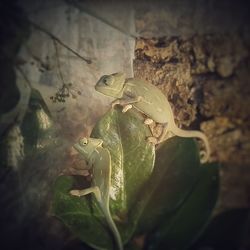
136, 137, 202, 233
52, 107, 155, 249
52, 175, 113, 249
91, 107, 155, 216
146, 163, 219, 250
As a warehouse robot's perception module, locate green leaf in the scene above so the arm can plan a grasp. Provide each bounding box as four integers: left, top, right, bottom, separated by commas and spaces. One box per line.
52, 175, 115, 250
91, 107, 155, 216
52, 107, 155, 249
192, 208, 250, 250
146, 163, 219, 250
136, 137, 202, 233
21, 88, 58, 154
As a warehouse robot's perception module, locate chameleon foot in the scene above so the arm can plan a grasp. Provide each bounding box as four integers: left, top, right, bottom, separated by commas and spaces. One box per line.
122, 104, 132, 113
147, 136, 158, 145
70, 190, 81, 197
144, 118, 154, 125
200, 150, 208, 164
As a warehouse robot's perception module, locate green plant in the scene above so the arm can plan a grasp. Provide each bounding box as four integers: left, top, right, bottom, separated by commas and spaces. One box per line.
52, 106, 219, 250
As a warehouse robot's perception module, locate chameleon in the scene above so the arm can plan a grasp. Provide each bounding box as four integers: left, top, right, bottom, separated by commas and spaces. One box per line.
95, 72, 210, 163
70, 137, 123, 250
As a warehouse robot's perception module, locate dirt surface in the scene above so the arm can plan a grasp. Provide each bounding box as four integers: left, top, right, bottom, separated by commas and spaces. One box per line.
134, 34, 250, 213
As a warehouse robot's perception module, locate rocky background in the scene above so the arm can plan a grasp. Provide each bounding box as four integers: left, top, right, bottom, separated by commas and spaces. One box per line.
133, 35, 250, 213
13, 1, 250, 214
0, 0, 250, 249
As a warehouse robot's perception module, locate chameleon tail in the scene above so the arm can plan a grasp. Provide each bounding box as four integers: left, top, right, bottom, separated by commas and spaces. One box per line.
101, 205, 123, 250
169, 122, 210, 163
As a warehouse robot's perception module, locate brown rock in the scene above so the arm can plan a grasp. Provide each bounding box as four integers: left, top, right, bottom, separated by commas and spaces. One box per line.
134, 34, 250, 212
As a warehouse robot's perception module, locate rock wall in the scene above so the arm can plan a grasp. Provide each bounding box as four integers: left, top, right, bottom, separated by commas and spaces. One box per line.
1, 0, 249, 248
134, 35, 250, 212
17, 0, 250, 217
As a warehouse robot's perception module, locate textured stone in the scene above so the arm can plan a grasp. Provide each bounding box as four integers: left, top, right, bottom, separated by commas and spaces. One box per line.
134, 34, 250, 212
134, 0, 249, 38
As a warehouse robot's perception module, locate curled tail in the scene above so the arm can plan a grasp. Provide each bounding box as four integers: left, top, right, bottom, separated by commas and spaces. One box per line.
169, 122, 210, 163
101, 205, 123, 250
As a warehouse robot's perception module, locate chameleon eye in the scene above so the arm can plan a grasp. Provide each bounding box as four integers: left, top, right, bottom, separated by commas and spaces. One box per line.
102, 76, 113, 86
103, 78, 108, 85
80, 138, 88, 146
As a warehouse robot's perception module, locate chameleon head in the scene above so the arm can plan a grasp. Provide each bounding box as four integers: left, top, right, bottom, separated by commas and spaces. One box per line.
95, 72, 126, 98
73, 137, 103, 159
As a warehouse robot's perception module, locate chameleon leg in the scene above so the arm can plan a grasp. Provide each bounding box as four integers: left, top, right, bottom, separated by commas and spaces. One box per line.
111, 96, 143, 108
147, 123, 168, 144
156, 123, 169, 143
147, 136, 158, 145
111, 99, 122, 108
70, 186, 101, 202
144, 118, 157, 138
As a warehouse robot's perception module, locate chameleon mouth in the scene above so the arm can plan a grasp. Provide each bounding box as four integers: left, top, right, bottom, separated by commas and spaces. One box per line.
73, 143, 84, 153
95, 85, 123, 98
94, 84, 106, 93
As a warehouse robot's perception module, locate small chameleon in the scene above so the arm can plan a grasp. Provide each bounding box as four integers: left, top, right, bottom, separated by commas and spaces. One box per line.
70, 137, 123, 250
95, 72, 210, 163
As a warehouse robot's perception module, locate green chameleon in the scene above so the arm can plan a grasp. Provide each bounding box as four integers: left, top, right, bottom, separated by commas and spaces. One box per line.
70, 137, 123, 250
95, 72, 210, 163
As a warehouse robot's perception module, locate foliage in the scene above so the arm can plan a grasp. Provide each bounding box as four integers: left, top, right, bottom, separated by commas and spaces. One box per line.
52, 107, 220, 250
52, 107, 155, 249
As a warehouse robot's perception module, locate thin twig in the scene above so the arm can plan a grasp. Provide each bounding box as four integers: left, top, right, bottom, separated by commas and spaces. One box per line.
29, 20, 92, 64
69, 1, 137, 39
52, 38, 65, 85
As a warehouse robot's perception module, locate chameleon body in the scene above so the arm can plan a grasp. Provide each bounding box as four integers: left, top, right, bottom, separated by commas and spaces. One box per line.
95, 72, 210, 163
70, 137, 123, 250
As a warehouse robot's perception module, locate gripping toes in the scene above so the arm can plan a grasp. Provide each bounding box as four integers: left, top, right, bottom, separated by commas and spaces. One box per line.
147, 136, 158, 145
200, 150, 208, 164
122, 104, 132, 113
70, 190, 81, 196
144, 118, 154, 125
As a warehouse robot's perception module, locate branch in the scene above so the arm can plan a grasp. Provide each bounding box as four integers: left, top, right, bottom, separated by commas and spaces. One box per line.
52, 38, 65, 85
67, 0, 137, 39
29, 20, 92, 64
